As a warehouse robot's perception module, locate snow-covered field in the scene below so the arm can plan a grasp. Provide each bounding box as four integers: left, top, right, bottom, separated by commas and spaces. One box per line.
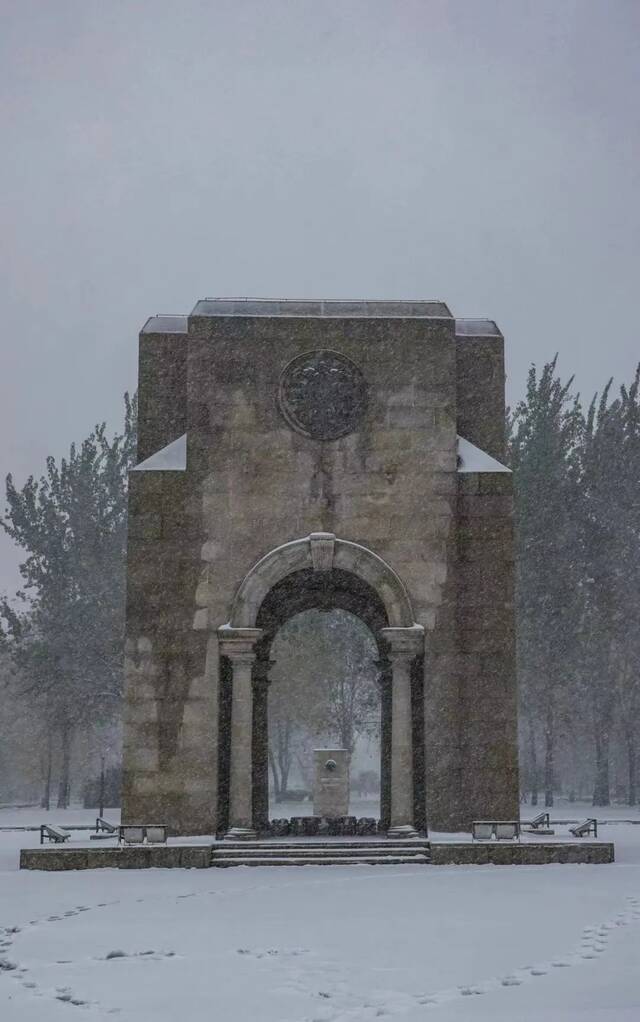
2, 806, 640, 1021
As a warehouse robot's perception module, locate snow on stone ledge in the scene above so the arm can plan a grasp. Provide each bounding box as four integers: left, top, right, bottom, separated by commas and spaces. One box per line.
455, 318, 501, 336
141, 315, 189, 334
457, 435, 511, 473
131, 434, 187, 472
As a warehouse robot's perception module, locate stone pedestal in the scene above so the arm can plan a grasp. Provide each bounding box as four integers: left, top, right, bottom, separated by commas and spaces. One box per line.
313, 749, 350, 818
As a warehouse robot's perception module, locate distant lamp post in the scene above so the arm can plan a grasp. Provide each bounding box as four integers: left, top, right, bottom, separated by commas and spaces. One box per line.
99, 756, 106, 818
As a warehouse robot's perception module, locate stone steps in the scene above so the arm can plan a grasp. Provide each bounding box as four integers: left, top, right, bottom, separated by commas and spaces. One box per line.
219, 839, 426, 850
211, 839, 431, 867
211, 854, 430, 867
215, 845, 428, 858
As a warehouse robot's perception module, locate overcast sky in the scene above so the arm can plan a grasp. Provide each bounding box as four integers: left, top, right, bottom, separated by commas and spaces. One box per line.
1, 0, 639, 593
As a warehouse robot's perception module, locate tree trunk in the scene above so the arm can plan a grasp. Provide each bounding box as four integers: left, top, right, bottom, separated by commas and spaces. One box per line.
592, 727, 611, 806
527, 716, 538, 806
276, 719, 293, 798
279, 758, 290, 797
56, 723, 72, 809
268, 747, 282, 803
544, 701, 554, 807
41, 730, 53, 810
295, 752, 312, 790
626, 731, 636, 806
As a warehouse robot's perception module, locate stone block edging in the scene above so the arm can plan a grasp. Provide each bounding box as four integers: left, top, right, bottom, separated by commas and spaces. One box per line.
430, 842, 614, 865
19, 845, 212, 871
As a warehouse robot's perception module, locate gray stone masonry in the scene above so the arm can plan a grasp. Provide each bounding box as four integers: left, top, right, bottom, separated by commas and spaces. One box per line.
19, 841, 614, 870
122, 298, 519, 835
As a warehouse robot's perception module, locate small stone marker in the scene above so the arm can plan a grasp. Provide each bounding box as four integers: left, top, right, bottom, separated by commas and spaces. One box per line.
313, 749, 349, 818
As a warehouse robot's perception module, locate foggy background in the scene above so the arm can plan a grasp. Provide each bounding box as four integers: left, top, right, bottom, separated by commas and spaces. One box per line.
1, 0, 639, 593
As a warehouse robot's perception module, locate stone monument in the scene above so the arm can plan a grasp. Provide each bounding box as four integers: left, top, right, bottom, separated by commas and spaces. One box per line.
122, 298, 519, 838
313, 750, 350, 818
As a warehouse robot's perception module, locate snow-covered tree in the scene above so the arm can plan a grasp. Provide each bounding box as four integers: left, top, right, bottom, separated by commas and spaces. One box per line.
510, 359, 582, 806
0, 395, 136, 806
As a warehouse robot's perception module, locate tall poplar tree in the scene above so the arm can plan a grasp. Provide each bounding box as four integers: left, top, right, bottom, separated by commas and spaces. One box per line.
1, 395, 136, 806
509, 360, 582, 806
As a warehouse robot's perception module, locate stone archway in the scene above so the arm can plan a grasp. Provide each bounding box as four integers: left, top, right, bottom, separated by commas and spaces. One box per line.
227, 533, 416, 629
217, 534, 424, 840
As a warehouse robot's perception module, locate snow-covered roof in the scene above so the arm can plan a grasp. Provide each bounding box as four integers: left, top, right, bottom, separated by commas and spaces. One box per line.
455, 319, 501, 337
457, 436, 511, 473
141, 316, 189, 334
190, 298, 453, 319
131, 434, 187, 472
137, 302, 508, 333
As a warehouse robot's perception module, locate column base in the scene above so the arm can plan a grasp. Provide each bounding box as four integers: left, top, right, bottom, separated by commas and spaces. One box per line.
387, 824, 419, 840
223, 827, 257, 841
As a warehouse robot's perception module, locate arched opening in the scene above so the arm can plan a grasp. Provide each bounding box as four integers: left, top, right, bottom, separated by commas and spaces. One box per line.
267, 608, 381, 821
251, 566, 392, 832
217, 535, 425, 838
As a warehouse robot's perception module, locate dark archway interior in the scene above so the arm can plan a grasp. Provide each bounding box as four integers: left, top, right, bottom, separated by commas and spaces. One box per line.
217, 568, 425, 835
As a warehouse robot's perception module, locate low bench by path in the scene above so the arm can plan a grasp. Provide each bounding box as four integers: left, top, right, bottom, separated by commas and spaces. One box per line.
40, 824, 70, 844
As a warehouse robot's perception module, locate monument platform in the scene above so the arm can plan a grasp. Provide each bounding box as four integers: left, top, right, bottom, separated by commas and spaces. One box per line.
19, 838, 614, 870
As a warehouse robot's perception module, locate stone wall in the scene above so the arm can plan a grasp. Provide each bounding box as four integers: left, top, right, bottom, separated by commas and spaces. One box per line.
122, 470, 215, 834
456, 472, 519, 823
122, 301, 520, 835
453, 326, 518, 827
430, 842, 614, 865
187, 313, 460, 833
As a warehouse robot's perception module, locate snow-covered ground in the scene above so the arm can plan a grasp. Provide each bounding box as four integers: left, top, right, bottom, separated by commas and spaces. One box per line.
2, 806, 640, 1021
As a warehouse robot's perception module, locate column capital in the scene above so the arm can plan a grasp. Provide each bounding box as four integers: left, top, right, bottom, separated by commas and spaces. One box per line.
380, 624, 424, 659
218, 626, 263, 661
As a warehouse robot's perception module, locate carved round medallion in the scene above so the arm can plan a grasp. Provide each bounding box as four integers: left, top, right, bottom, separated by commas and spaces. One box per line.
278, 349, 368, 440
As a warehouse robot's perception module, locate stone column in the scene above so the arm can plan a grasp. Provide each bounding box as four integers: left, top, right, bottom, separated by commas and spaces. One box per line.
218, 627, 263, 840
252, 653, 274, 834
381, 626, 424, 839
376, 656, 392, 832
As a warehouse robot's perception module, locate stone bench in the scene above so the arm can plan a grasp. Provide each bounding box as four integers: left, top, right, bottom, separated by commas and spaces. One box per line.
472, 820, 520, 841
118, 824, 167, 845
